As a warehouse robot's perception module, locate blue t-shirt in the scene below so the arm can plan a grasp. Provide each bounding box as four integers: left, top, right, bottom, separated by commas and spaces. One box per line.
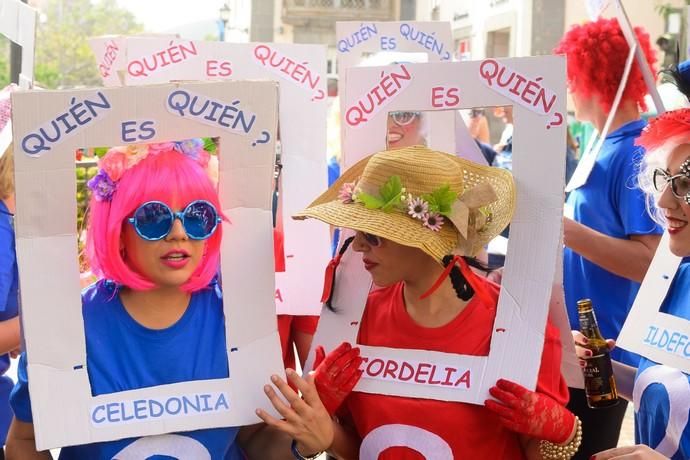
0, 200, 18, 444
564, 119, 662, 366
634, 260, 690, 459
10, 281, 243, 459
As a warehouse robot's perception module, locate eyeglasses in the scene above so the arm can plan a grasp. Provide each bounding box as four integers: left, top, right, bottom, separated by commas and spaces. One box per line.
128, 200, 222, 241
653, 168, 690, 203
360, 232, 382, 247
389, 111, 420, 127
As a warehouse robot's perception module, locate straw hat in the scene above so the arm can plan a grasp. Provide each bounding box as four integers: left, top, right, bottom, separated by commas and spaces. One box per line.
294, 145, 516, 262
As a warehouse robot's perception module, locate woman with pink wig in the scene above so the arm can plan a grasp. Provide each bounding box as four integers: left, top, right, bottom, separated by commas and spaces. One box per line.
5, 140, 287, 458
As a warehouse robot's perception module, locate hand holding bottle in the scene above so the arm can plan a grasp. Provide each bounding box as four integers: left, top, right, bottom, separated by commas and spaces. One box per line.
572, 330, 615, 364
312, 342, 363, 415
485, 379, 576, 444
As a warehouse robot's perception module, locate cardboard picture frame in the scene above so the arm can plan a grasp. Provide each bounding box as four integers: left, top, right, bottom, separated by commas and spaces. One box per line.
334, 21, 489, 164
88, 37, 331, 316
612, 0, 690, 372
306, 56, 567, 404
12, 81, 283, 449
0, 0, 37, 89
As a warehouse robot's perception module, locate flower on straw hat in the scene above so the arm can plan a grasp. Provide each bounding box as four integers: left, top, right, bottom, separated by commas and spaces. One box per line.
294, 145, 516, 262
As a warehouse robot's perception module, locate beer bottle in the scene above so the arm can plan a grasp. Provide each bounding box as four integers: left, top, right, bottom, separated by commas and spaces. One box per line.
577, 299, 619, 408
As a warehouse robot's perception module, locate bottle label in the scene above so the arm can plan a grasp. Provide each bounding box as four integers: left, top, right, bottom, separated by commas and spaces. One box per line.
579, 312, 596, 332
583, 353, 617, 401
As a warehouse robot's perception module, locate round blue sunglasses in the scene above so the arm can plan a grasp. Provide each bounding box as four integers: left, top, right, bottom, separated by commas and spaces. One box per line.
128, 200, 222, 241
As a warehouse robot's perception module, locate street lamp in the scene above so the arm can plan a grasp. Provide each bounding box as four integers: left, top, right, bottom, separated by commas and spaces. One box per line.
218, 3, 231, 42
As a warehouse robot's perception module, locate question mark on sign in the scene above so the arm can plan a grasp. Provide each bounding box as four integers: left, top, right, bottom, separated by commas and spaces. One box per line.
311, 89, 325, 102
252, 130, 270, 147
547, 112, 563, 130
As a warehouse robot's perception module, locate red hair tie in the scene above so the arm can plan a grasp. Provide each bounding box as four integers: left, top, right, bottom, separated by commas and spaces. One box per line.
320, 253, 343, 303
420, 255, 494, 307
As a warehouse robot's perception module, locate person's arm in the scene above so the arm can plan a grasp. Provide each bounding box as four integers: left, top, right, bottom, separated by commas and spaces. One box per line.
5, 419, 52, 459
563, 217, 660, 282
611, 360, 636, 401
257, 369, 360, 460
237, 423, 293, 460
0, 316, 20, 355
519, 426, 579, 460
572, 332, 637, 401
593, 444, 670, 459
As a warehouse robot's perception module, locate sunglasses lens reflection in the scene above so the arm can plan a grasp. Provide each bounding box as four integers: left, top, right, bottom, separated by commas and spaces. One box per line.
363, 232, 381, 247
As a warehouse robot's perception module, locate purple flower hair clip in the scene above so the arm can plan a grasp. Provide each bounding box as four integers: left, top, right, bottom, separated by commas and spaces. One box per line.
86, 138, 213, 202
87, 170, 117, 202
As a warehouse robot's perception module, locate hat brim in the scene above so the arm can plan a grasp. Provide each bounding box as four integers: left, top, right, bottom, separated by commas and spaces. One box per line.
294, 152, 516, 261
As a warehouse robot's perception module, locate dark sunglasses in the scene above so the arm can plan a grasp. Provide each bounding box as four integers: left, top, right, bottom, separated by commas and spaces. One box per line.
361, 232, 382, 247
389, 111, 420, 127
653, 168, 690, 203
128, 200, 222, 241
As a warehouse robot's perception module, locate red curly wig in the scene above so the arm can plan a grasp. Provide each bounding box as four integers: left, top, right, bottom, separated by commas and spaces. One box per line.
554, 17, 657, 113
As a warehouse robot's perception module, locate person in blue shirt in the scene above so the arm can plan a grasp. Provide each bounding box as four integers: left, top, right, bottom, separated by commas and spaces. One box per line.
5, 140, 290, 459
587, 58, 690, 460
555, 18, 663, 459
0, 148, 20, 459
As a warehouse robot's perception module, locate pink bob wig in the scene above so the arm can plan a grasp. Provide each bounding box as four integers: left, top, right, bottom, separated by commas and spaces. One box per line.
554, 17, 657, 113
85, 146, 223, 292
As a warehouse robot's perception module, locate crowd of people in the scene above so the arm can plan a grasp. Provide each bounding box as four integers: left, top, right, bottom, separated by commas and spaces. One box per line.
0, 13, 686, 460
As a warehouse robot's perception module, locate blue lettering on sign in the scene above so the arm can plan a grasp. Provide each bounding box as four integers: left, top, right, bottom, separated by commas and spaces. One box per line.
90, 392, 231, 427
121, 120, 156, 143
399, 23, 451, 61
166, 89, 256, 134
21, 92, 111, 156
643, 325, 690, 358
337, 23, 378, 53
92, 405, 106, 424
380, 36, 397, 50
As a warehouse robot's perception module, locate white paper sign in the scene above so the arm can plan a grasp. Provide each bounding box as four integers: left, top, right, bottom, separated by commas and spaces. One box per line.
12, 81, 283, 449
0, 0, 36, 89
617, 235, 689, 372
88, 37, 330, 316
307, 56, 568, 404
335, 21, 474, 160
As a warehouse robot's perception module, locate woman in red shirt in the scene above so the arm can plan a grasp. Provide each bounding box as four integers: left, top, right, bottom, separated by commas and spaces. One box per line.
258, 145, 581, 459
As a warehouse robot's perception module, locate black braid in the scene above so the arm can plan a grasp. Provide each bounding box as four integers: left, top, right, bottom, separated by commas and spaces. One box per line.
325, 236, 355, 312
441, 255, 497, 301
442, 255, 473, 300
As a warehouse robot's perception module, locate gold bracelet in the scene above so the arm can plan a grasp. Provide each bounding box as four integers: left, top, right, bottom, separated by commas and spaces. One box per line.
538, 417, 582, 460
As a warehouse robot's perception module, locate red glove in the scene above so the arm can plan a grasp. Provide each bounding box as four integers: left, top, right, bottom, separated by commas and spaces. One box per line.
484, 379, 575, 444
312, 342, 363, 416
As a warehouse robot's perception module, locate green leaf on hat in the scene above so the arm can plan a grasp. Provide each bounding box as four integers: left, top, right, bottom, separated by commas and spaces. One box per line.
423, 184, 458, 216
355, 175, 405, 212
356, 192, 385, 209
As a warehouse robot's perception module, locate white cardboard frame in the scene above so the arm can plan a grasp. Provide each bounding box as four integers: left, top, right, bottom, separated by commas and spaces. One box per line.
334, 21, 488, 163
307, 56, 567, 403
88, 37, 330, 316
12, 81, 284, 449
611, 0, 690, 372
0, 0, 37, 158
0, 0, 36, 89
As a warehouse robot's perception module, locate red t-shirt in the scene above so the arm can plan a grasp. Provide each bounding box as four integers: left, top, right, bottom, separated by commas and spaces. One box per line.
277, 314, 320, 370
344, 280, 568, 459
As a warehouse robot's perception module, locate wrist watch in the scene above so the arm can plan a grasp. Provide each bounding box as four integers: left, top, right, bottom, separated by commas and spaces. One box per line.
291, 439, 324, 460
